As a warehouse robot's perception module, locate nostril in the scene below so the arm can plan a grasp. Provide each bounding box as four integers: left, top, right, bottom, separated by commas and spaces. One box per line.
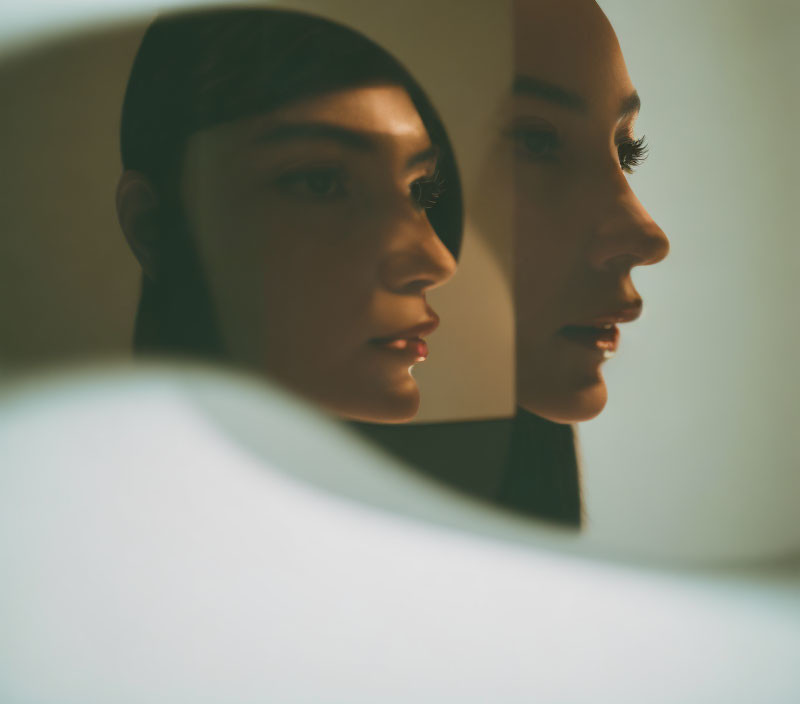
380, 245, 456, 294
603, 253, 641, 274
406, 279, 439, 296
591, 219, 670, 271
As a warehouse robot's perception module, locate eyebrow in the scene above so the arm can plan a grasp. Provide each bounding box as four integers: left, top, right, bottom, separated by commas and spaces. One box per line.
406, 144, 439, 170
252, 122, 439, 170
513, 75, 641, 118
513, 75, 588, 111
618, 91, 641, 118
253, 123, 375, 150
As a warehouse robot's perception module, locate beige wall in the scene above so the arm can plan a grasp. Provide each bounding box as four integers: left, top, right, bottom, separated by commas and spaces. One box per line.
0, 26, 143, 367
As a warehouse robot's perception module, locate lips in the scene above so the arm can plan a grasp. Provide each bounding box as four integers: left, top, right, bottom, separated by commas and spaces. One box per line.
559, 324, 620, 357
372, 337, 430, 361
370, 315, 439, 362
558, 302, 642, 358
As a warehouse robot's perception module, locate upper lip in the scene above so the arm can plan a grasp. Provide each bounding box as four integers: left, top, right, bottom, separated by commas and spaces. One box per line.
372, 313, 440, 342
565, 301, 643, 328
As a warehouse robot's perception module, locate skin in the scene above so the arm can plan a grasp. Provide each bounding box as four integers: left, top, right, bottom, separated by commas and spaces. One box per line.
511, 0, 670, 423
118, 84, 456, 422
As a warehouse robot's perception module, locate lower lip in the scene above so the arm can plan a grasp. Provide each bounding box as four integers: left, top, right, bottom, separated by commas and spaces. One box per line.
370, 337, 429, 362
558, 325, 619, 357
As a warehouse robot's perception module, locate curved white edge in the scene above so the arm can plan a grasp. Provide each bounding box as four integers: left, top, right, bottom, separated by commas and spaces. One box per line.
1, 362, 799, 702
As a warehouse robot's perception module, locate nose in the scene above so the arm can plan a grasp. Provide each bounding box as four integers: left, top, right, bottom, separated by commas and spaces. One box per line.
588, 174, 670, 273
380, 211, 457, 295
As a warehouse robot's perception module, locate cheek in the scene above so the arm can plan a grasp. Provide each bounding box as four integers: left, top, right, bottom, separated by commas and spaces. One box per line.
513, 165, 580, 260
257, 203, 380, 291
235, 201, 389, 353
514, 182, 577, 313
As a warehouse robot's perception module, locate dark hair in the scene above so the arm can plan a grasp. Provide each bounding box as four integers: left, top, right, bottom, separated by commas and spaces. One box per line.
120, 7, 463, 355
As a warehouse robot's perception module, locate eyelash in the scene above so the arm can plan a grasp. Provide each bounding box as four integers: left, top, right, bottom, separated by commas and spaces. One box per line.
617, 135, 648, 174
410, 169, 446, 210
506, 127, 649, 173
274, 166, 446, 210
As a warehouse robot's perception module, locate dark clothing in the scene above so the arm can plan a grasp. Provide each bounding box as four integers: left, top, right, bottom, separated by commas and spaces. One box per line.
352, 409, 582, 528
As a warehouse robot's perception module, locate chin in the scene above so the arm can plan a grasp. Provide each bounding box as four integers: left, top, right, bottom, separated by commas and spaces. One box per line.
371, 377, 422, 423
326, 378, 421, 424
519, 379, 608, 424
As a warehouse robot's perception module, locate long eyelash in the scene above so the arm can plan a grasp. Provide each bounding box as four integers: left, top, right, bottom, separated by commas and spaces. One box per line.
413, 169, 447, 209
618, 135, 649, 173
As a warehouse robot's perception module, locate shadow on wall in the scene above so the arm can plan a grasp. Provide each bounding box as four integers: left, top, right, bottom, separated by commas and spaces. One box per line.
0, 24, 147, 368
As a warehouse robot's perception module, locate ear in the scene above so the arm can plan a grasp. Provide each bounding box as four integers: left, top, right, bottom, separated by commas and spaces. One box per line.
116, 170, 162, 280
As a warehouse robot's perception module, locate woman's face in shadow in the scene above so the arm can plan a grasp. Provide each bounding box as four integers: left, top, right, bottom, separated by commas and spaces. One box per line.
179, 84, 456, 422
511, 0, 670, 423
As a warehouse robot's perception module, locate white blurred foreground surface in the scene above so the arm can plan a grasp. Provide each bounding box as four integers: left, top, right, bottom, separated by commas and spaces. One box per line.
1, 365, 799, 703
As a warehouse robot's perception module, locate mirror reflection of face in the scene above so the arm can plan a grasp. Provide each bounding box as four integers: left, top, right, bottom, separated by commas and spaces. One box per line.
180, 84, 456, 422
512, 0, 670, 423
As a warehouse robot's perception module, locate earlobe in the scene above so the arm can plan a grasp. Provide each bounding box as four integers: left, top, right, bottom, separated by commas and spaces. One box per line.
116, 171, 161, 280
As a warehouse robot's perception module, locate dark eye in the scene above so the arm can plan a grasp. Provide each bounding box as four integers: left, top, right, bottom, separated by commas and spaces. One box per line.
506, 127, 560, 161
617, 135, 648, 174
275, 167, 348, 199
411, 170, 446, 210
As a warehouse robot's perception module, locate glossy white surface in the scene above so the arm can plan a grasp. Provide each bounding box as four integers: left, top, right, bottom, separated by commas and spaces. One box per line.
1, 365, 799, 702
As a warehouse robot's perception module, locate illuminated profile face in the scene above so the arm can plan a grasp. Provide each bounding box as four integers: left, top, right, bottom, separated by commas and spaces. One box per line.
178, 84, 456, 422
511, 0, 670, 422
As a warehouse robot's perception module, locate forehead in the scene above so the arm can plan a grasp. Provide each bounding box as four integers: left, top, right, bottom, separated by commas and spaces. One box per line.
215, 83, 430, 153
180, 83, 433, 199
514, 0, 634, 111
263, 84, 425, 135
